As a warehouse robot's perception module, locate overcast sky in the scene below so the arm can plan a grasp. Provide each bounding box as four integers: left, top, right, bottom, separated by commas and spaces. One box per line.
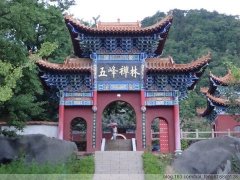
68, 0, 240, 22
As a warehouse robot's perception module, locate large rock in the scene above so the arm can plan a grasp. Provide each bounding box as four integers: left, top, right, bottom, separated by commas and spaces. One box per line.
173, 136, 240, 174
0, 134, 77, 164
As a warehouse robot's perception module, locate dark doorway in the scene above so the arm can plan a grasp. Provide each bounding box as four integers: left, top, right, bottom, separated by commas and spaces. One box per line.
151, 118, 160, 152
102, 101, 136, 140
71, 117, 87, 151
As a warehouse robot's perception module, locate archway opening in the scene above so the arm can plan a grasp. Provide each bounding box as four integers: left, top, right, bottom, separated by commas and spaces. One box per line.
151, 117, 169, 153
151, 118, 160, 152
102, 101, 136, 140
71, 117, 87, 151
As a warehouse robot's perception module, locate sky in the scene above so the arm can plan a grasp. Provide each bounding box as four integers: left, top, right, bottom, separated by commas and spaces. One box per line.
68, 0, 240, 22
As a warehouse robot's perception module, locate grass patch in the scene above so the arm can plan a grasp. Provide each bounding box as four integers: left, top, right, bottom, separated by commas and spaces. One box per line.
142, 152, 172, 180
0, 155, 94, 175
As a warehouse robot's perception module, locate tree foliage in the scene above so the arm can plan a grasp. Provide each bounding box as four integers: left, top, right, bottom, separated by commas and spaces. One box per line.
0, 0, 74, 132
0, 61, 22, 102
223, 62, 240, 116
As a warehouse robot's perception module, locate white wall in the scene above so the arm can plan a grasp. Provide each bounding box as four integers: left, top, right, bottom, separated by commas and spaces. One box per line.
1, 125, 58, 138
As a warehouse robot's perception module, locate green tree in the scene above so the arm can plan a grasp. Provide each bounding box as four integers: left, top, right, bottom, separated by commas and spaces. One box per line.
0, 0, 74, 133
0, 61, 22, 102
224, 63, 240, 116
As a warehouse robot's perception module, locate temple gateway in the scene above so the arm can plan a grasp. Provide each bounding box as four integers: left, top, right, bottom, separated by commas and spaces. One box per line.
37, 14, 211, 153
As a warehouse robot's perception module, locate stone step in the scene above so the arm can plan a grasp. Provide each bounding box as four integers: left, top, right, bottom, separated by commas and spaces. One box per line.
93, 174, 144, 180
105, 139, 132, 151
94, 151, 144, 175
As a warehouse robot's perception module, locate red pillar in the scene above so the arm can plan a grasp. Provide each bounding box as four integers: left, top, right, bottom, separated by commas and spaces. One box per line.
174, 104, 182, 154
93, 91, 97, 106
140, 90, 146, 150
58, 105, 64, 139
141, 90, 145, 107
92, 90, 98, 150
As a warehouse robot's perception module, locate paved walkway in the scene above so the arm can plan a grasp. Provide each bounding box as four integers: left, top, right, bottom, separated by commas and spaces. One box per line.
93, 151, 144, 180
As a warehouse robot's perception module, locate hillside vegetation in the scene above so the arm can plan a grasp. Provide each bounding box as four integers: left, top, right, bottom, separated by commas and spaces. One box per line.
142, 9, 240, 128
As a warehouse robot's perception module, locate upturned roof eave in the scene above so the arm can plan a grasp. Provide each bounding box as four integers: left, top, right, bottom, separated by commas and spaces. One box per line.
36, 59, 92, 73
209, 69, 235, 86
206, 93, 228, 106
146, 52, 211, 73
64, 15, 173, 35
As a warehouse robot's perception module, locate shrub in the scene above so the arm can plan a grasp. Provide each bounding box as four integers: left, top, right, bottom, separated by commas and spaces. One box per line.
0, 155, 94, 174
142, 152, 172, 174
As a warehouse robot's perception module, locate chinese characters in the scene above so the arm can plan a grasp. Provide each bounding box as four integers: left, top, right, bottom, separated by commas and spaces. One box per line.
98, 65, 141, 79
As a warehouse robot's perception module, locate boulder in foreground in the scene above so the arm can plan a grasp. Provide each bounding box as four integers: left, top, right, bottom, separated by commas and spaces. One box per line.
0, 134, 77, 164
172, 136, 240, 174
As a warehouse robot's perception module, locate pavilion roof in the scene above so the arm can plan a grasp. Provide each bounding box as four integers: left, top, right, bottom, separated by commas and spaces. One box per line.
200, 70, 237, 95
36, 57, 92, 72
36, 53, 211, 73
197, 93, 227, 118
210, 70, 235, 86
200, 89, 240, 106
198, 85, 228, 117
64, 14, 173, 34
64, 15, 173, 57
145, 53, 211, 72
199, 95, 240, 118
197, 70, 240, 117
198, 69, 240, 119
205, 92, 228, 106
96, 21, 142, 31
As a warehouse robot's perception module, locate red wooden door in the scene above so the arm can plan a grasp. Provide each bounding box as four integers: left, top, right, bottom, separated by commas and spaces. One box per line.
159, 119, 169, 153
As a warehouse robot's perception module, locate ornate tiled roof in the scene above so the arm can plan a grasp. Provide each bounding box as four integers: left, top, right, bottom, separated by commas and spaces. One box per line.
65, 15, 173, 57
197, 93, 228, 118
198, 69, 240, 119
96, 21, 141, 31
210, 70, 235, 86
199, 71, 229, 118
146, 53, 211, 72
36, 53, 211, 73
205, 70, 240, 99
205, 92, 228, 106
198, 87, 227, 117
199, 93, 240, 117
64, 15, 173, 34
37, 57, 92, 72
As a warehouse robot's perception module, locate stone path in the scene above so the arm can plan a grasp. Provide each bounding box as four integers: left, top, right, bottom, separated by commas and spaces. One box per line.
93, 151, 144, 180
